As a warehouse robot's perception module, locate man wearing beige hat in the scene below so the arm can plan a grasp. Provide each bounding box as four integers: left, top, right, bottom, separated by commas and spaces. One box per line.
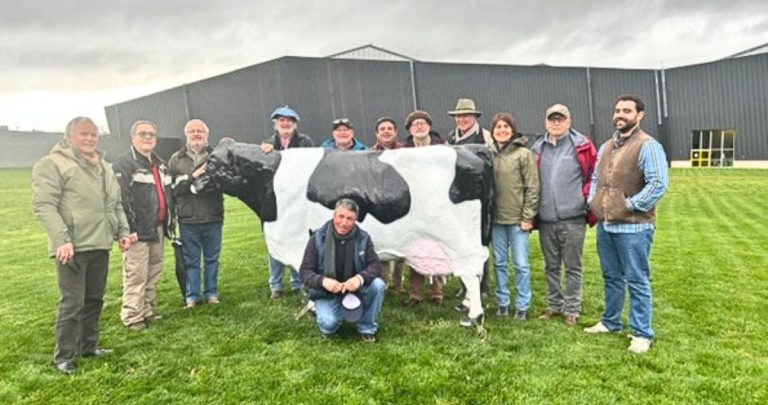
530, 104, 597, 326
447, 98, 492, 302
447, 98, 493, 146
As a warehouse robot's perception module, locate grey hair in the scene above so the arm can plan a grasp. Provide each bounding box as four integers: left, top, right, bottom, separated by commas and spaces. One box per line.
130, 120, 158, 136
184, 119, 210, 134
335, 198, 359, 217
65, 116, 97, 137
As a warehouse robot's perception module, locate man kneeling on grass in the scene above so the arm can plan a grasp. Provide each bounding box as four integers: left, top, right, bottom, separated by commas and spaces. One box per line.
299, 199, 385, 342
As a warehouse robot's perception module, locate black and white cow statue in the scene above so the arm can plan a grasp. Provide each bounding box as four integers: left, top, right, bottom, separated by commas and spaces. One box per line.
193, 138, 493, 326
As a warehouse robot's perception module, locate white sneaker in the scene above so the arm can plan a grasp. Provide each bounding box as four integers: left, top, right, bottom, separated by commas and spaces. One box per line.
583, 321, 611, 334
628, 336, 652, 354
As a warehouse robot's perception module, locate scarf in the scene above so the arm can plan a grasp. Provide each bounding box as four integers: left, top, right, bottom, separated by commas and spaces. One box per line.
323, 224, 358, 282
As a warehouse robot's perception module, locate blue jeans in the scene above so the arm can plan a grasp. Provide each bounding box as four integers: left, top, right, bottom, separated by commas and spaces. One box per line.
596, 223, 655, 339
180, 222, 222, 303
491, 224, 531, 311
315, 278, 386, 335
268, 255, 302, 292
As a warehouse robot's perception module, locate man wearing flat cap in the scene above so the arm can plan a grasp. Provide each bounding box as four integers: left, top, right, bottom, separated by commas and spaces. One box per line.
530, 103, 597, 327
299, 199, 385, 342
321, 118, 368, 150
447, 98, 493, 301
260, 106, 315, 299
260, 105, 314, 154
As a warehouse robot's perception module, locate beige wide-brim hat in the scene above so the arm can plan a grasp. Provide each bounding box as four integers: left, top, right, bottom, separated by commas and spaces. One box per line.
448, 98, 482, 117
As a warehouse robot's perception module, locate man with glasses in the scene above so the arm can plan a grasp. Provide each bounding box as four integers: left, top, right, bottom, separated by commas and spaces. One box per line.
530, 104, 597, 327
402, 110, 446, 306
321, 118, 368, 150
169, 119, 224, 308
32, 117, 132, 374
113, 120, 173, 331
259, 106, 314, 299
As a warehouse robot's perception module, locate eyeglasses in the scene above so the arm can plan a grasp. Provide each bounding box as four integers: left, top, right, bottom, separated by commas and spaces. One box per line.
411, 120, 429, 127
135, 131, 157, 139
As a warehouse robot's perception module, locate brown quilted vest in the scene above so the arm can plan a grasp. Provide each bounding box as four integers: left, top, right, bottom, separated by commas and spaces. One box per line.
589, 129, 655, 224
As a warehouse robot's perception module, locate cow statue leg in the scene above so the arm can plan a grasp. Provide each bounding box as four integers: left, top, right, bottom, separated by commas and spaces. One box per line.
459, 273, 486, 337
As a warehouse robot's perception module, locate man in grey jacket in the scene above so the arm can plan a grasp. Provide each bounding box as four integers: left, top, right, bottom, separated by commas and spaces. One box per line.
530, 104, 597, 326
32, 116, 132, 374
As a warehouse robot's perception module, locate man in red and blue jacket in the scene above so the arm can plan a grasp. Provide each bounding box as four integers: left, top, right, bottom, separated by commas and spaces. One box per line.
530, 104, 597, 327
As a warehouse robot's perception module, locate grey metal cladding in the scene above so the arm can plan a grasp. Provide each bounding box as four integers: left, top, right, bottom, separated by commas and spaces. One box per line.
665, 54, 768, 160
413, 62, 592, 138
589, 68, 659, 146
107, 86, 187, 141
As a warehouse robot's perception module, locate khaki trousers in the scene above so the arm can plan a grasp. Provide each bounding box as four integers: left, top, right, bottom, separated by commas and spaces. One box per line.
121, 225, 164, 326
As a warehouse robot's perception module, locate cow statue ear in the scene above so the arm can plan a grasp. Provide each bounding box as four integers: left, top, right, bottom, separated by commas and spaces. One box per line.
308, 229, 315, 237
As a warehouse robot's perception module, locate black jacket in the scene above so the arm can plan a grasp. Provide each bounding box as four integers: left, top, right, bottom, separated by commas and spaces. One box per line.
168, 145, 224, 225
113, 146, 173, 241
265, 131, 314, 150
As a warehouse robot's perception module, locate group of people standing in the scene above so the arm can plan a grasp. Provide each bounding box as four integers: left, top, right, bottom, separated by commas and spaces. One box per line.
32, 117, 224, 374
32, 93, 667, 375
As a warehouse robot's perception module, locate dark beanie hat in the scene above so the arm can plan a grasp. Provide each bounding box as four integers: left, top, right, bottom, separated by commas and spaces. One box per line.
405, 110, 433, 130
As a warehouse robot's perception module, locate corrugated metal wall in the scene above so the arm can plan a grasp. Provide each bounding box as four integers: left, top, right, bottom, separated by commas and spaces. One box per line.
413, 62, 592, 138
588, 68, 660, 145
105, 53, 768, 162
664, 53, 768, 160
105, 57, 415, 152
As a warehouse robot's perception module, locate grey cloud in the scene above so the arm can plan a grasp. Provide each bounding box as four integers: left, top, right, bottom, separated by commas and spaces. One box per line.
1, 0, 767, 94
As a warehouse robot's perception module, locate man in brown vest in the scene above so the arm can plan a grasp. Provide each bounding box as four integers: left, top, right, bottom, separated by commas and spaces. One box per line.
584, 95, 668, 354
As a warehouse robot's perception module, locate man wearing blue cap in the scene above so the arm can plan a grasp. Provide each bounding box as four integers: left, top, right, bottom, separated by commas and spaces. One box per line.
260, 105, 314, 153
299, 198, 385, 342
260, 106, 314, 298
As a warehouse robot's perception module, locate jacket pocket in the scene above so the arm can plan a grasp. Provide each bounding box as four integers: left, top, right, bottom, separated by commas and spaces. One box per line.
603, 188, 630, 222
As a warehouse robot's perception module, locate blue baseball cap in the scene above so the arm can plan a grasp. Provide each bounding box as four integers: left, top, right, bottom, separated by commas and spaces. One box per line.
270, 105, 300, 122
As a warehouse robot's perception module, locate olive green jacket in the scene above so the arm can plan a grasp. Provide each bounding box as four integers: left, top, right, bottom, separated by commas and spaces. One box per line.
489, 135, 540, 224
32, 140, 130, 256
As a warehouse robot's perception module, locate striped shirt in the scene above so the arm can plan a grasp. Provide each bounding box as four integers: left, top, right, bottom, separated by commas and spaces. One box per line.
588, 131, 669, 233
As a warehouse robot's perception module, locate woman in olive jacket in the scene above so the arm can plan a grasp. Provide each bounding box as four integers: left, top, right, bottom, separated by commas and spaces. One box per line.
488, 112, 539, 320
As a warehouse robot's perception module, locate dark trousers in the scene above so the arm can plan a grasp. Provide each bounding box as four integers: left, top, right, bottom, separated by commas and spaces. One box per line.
538, 218, 586, 315
54, 250, 109, 364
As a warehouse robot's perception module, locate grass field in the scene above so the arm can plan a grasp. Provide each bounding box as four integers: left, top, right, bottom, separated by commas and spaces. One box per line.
1, 168, 766, 404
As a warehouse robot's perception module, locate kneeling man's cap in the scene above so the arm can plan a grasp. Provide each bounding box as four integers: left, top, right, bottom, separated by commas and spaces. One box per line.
341, 293, 363, 322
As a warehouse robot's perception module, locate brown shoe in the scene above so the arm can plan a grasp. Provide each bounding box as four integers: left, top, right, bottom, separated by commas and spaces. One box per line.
538, 310, 561, 320
429, 296, 443, 305
564, 315, 579, 327
128, 321, 146, 331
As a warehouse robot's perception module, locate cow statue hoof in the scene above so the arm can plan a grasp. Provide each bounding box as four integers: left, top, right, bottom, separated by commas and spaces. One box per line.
459, 313, 486, 339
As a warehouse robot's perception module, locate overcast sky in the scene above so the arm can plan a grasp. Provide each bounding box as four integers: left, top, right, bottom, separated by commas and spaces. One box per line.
1, 0, 767, 132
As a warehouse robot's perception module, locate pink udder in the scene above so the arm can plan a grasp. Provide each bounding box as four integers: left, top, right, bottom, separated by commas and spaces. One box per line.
403, 239, 453, 277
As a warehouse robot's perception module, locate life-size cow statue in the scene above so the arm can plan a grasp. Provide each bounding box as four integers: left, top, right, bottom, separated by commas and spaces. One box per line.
193, 138, 493, 326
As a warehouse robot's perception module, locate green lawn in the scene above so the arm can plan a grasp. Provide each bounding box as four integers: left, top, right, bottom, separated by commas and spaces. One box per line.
1, 168, 766, 404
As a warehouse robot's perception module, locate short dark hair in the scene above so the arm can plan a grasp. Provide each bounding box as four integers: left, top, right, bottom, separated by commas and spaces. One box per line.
490, 112, 518, 137
375, 117, 397, 132
615, 95, 645, 112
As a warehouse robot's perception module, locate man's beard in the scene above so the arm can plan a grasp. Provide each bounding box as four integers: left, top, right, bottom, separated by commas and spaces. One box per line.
614, 118, 638, 134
